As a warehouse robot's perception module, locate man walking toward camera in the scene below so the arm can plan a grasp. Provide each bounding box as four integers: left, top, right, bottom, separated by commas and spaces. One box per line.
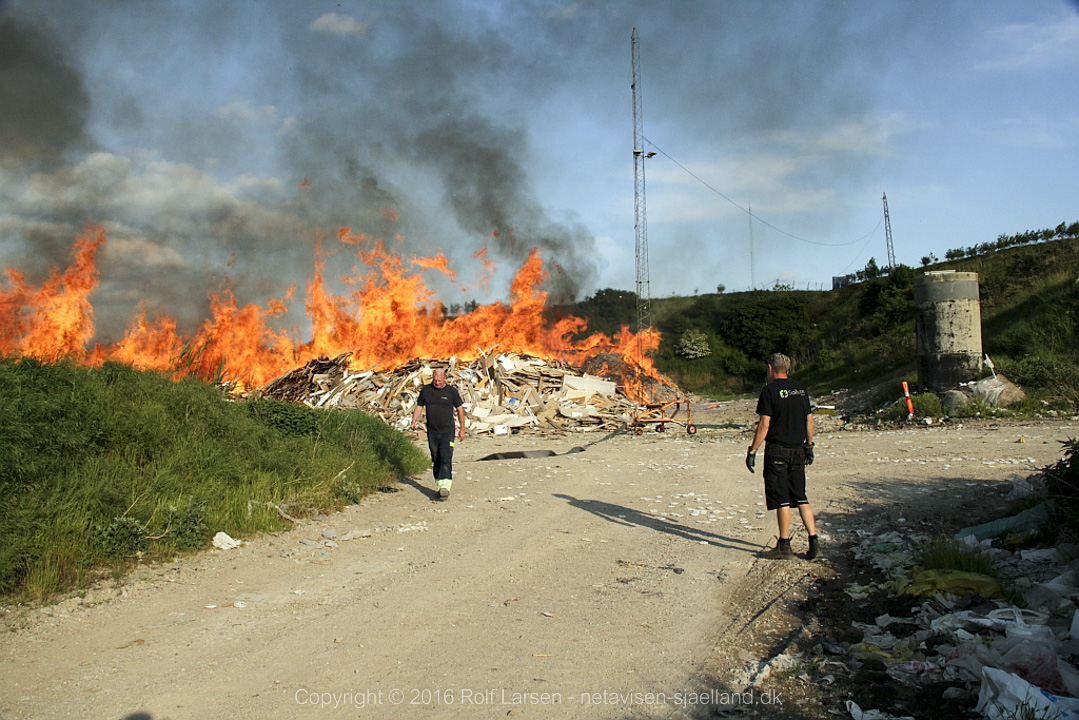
411, 367, 466, 500
745, 353, 820, 559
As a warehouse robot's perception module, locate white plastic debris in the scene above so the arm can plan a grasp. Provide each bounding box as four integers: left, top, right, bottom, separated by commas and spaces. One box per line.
976, 667, 1079, 720
212, 531, 243, 550
845, 700, 914, 720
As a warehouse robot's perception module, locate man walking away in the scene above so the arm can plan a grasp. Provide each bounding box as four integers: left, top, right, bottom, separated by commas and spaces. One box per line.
411, 367, 466, 500
745, 353, 820, 559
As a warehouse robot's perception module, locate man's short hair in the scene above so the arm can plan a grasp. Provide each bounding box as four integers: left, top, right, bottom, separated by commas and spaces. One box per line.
767, 353, 792, 373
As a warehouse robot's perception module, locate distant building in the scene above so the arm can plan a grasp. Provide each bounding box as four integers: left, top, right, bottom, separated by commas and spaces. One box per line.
832, 275, 854, 290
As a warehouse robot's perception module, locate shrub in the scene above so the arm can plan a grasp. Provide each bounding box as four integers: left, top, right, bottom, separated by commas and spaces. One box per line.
247, 398, 321, 436
911, 393, 943, 418
93, 516, 149, 558
1044, 439, 1079, 524
677, 329, 712, 359
162, 498, 209, 550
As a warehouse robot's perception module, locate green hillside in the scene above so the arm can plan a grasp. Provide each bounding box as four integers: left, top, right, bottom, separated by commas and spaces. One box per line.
0, 359, 428, 600
569, 224, 1079, 409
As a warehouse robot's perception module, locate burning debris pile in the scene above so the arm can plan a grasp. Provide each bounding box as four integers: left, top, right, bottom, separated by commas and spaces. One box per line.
2, 228, 681, 422
259, 351, 673, 434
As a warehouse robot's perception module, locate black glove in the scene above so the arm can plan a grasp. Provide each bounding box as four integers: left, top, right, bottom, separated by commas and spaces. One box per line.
745, 449, 757, 473
804, 443, 815, 466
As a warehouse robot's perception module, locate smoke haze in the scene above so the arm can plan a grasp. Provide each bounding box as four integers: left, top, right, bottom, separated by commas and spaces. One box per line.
1, 0, 1074, 340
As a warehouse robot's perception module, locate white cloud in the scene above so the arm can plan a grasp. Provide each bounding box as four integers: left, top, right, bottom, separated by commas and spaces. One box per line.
310, 13, 368, 38
974, 115, 1079, 149
812, 113, 930, 155
976, 11, 1079, 71
765, 113, 930, 157
213, 99, 277, 126
641, 112, 928, 225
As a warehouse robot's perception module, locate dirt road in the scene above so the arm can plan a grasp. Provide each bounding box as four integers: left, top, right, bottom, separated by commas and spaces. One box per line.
2, 411, 1072, 720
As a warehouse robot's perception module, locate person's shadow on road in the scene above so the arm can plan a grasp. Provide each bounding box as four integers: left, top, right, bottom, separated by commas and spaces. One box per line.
398, 476, 439, 501
553, 493, 765, 554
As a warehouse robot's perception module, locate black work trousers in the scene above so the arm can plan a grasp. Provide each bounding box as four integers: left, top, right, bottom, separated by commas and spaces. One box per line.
427, 430, 455, 480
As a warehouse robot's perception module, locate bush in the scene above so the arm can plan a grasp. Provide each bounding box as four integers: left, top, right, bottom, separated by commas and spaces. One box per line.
93, 516, 149, 558
677, 329, 712, 359
163, 498, 210, 551
911, 393, 943, 418
996, 355, 1079, 405
247, 398, 321, 436
1045, 439, 1079, 528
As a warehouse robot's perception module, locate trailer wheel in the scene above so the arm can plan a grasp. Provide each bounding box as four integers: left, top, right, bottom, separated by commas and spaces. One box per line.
687, 424, 698, 435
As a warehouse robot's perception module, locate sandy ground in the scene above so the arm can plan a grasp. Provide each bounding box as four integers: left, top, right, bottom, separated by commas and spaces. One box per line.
1, 403, 1073, 720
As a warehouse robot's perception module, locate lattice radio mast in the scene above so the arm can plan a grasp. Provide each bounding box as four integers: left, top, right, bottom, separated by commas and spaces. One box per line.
631, 28, 654, 346
883, 192, 896, 269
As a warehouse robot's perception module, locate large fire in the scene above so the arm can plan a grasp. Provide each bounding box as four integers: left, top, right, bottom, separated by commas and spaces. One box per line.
1, 225, 664, 399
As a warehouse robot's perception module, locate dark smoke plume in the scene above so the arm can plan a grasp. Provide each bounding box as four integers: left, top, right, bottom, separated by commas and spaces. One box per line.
0, 14, 92, 170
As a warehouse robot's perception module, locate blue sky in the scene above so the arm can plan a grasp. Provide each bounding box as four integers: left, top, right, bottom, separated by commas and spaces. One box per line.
1, 0, 1077, 341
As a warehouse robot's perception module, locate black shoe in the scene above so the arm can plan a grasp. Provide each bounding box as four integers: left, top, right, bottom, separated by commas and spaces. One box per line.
806, 536, 820, 560
776, 538, 793, 558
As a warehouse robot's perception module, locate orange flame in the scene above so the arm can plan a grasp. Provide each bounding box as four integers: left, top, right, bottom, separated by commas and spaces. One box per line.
1, 226, 666, 397
1, 226, 104, 361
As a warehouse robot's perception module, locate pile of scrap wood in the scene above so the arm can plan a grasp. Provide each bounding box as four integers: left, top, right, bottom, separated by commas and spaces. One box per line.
258, 351, 647, 434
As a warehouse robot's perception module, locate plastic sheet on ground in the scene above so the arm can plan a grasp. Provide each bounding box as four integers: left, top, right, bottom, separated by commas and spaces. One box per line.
946, 635, 1079, 697
212, 531, 243, 550
955, 502, 1049, 542
1024, 570, 1079, 609
898, 569, 1003, 598
976, 667, 1079, 720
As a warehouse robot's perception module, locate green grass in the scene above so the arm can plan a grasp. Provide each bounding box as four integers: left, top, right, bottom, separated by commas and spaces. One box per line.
918, 535, 999, 578
0, 357, 428, 601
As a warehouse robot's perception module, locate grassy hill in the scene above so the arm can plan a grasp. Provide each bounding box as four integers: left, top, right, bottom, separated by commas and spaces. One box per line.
569, 229, 1079, 411
0, 359, 428, 600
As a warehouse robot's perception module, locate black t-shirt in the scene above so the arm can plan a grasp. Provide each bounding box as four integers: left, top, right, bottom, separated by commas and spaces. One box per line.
755, 378, 812, 448
417, 383, 463, 433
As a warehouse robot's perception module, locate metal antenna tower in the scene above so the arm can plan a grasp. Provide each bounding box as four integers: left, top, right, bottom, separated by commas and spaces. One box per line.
883, 192, 896, 269
631, 28, 654, 345
748, 201, 756, 289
